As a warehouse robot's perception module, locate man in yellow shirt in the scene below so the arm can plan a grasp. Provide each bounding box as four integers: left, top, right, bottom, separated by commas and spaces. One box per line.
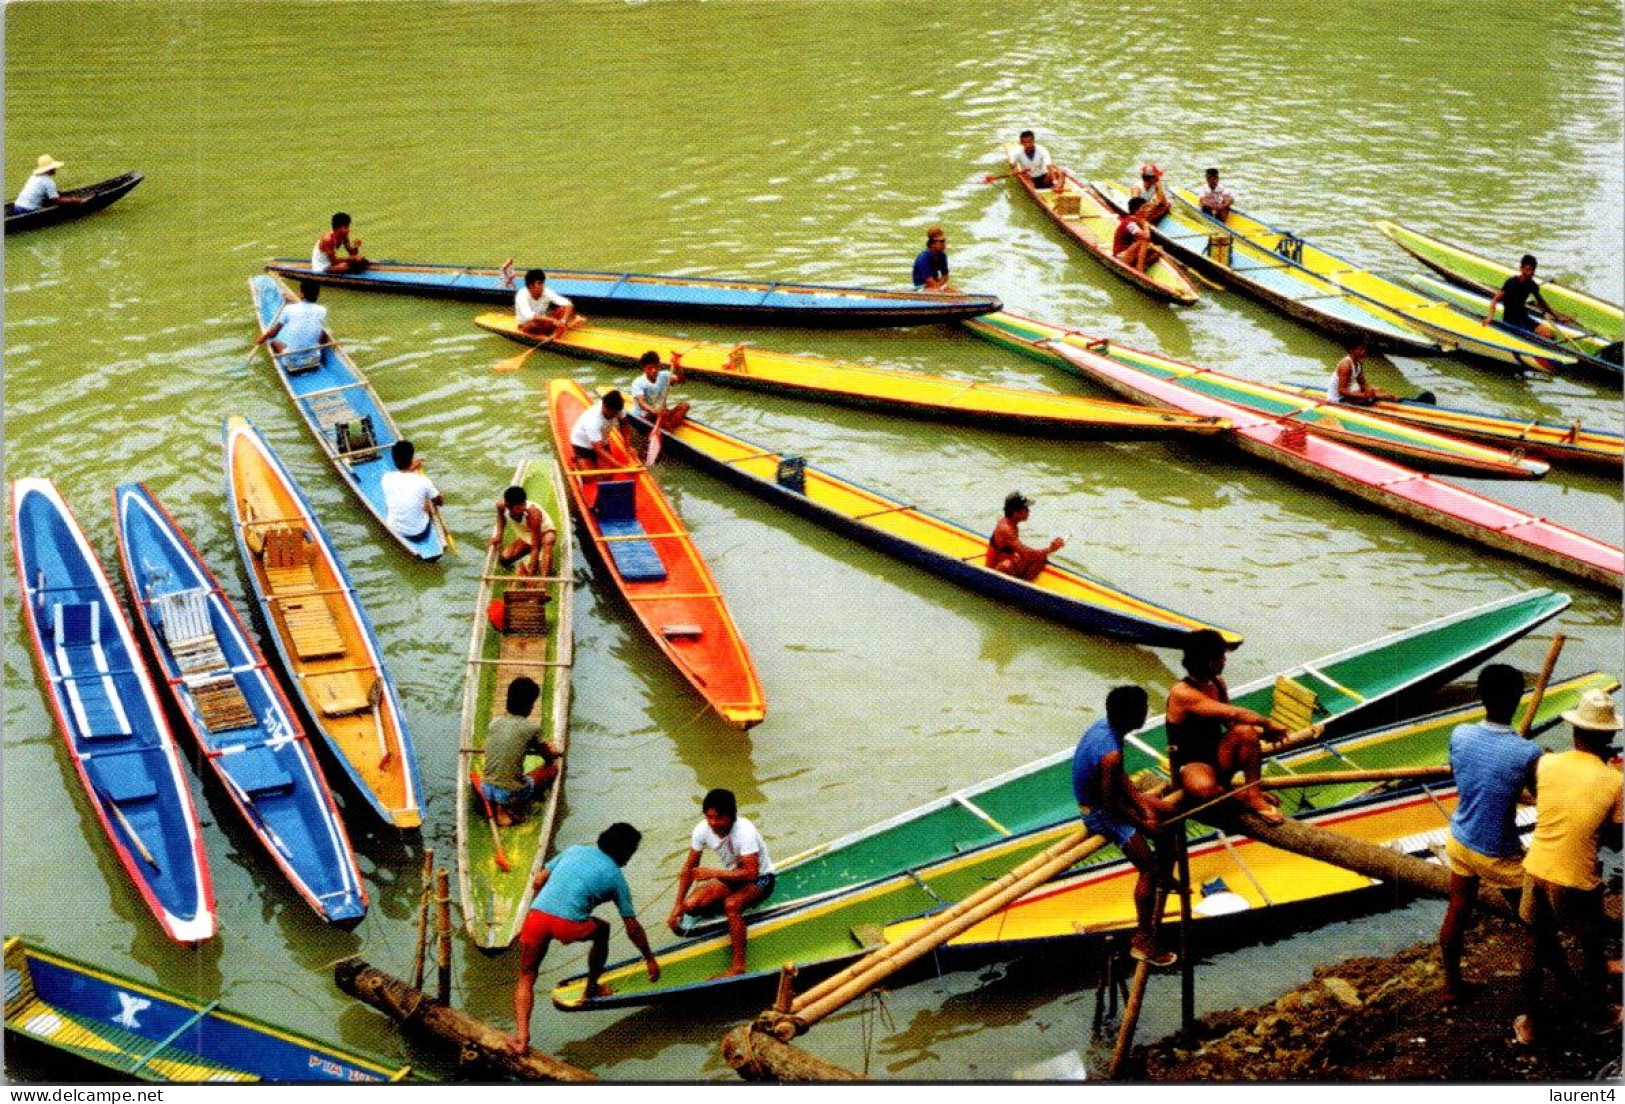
1513, 689, 1623, 1045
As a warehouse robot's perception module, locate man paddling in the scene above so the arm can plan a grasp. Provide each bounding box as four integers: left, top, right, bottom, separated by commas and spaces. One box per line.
667, 788, 776, 978
986, 491, 1064, 581
1485, 254, 1571, 340
515, 269, 580, 337
479, 677, 562, 828
490, 484, 556, 578
312, 212, 369, 274
629, 350, 689, 431
1437, 663, 1539, 1004
510, 823, 659, 1051
1073, 685, 1180, 965
1012, 130, 1055, 190
380, 439, 443, 542
253, 280, 331, 372
1165, 630, 1287, 825
912, 227, 954, 292
1326, 342, 1393, 406
11, 154, 87, 214
1113, 197, 1161, 274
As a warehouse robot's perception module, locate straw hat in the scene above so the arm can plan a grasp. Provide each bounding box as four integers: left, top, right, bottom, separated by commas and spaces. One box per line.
34, 154, 64, 173
1561, 688, 1622, 732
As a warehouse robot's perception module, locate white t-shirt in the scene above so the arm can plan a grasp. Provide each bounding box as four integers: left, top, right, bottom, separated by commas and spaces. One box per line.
515, 284, 572, 323
277, 301, 328, 367
1013, 144, 1053, 178
13, 172, 59, 211
380, 468, 439, 536
1199, 181, 1235, 214
629, 370, 672, 411
569, 401, 617, 450
690, 815, 774, 877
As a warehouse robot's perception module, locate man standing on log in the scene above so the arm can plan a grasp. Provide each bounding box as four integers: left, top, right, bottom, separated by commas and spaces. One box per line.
510, 823, 659, 1051
1513, 689, 1623, 1044
1438, 663, 1540, 1003
1072, 685, 1181, 965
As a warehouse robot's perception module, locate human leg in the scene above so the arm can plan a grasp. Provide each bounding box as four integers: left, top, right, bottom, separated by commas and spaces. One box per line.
1439, 871, 1480, 1000
1122, 832, 1175, 965
498, 538, 533, 567
672, 879, 731, 933
1217, 726, 1281, 822
510, 915, 555, 1051
720, 880, 771, 975
583, 917, 615, 998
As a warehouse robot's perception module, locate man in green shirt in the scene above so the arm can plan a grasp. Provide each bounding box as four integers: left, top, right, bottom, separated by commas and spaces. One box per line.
479, 677, 562, 827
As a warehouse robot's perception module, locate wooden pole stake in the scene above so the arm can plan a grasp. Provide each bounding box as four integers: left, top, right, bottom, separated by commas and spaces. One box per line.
1520, 633, 1566, 738
435, 867, 452, 1004
1176, 831, 1195, 1030
412, 848, 434, 991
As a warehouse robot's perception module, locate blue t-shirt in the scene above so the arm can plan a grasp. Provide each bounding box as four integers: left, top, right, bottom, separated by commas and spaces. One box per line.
1448, 720, 1541, 858
530, 844, 636, 922
912, 248, 948, 288
1072, 716, 1125, 808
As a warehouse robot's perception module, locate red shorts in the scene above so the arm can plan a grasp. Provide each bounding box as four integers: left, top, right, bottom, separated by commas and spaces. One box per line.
520, 909, 598, 947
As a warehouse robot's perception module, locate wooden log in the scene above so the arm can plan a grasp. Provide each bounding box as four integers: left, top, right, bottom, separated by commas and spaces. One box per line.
333, 957, 595, 1082
1107, 958, 1153, 1080
773, 964, 798, 1014
720, 1024, 864, 1082
412, 848, 434, 990
435, 868, 452, 1003
1230, 809, 1518, 919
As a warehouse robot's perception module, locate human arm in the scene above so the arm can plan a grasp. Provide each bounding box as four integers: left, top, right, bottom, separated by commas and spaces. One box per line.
695, 851, 759, 886
489, 501, 508, 547
622, 917, 660, 981
1483, 288, 1504, 326
1169, 680, 1287, 739
1101, 749, 1176, 830
667, 849, 703, 931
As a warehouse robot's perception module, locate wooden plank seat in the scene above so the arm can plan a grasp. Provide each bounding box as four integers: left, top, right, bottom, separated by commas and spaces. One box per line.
590, 480, 667, 582
307, 670, 373, 717
223, 745, 295, 798
1271, 676, 1322, 732
156, 589, 228, 674
50, 603, 132, 739
304, 390, 361, 436
189, 677, 257, 733
260, 528, 345, 660
504, 588, 549, 636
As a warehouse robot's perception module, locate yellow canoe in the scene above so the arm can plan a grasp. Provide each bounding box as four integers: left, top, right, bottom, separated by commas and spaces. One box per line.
475, 314, 1229, 439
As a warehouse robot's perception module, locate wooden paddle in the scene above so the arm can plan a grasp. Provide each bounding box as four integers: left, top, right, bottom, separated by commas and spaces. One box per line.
470, 769, 513, 873
369, 677, 391, 767
103, 794, 160, 869
494, 315, 584, 373
429, 499, 458, 556
644, 422, 663, 467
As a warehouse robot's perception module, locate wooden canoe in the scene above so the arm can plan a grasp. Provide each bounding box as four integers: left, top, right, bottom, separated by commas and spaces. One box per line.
4, 172, 143, 234
1374, 219, 1623, 343
622, 406, 1241, 649
248, 275, 445, 561
552, 673, 1610, 1009
114, 482, 367, 928
4, 938, 417, 1082
704, 589, 1570, 924
547, 379, 765, 728
456, 459, 575, 950
477, 315, 1229, 439
1274, 383, 1623, 471
9, 477, 213, 945
967, 310, 1624, 589
1393, 272, 1620, 379
1166, 191, 1572, 373
223, 415, 424, 828
264, 258, 1002, 327
1002, 148, 1198, 305
1091, 179, 1441, 356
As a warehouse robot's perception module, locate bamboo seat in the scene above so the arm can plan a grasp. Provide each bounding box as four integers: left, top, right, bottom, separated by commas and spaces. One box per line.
261, 528, 345, 660
157, 589, 227, 675
307, 671, 372, 717
306, 391, 360, 435
1271, 676, 1321, 732
504, 589, 548, 636
191, 677, 257, 732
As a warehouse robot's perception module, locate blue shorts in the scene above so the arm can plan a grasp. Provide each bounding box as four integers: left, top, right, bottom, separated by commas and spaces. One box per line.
481, 776, 536, 806
690, 873, 776, 914
1081, 806, 1138, 848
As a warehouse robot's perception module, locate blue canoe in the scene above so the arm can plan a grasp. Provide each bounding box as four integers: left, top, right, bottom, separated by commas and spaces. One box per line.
4, 937, 417, 1082
113, 483, 367, 927
248, 274, 445, 561
264, 258, 1004, 327
9, 478, 214, 944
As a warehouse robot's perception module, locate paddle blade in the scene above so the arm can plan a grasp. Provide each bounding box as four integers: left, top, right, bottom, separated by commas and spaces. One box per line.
494, 345, 536, 373
644, 428, 662, 466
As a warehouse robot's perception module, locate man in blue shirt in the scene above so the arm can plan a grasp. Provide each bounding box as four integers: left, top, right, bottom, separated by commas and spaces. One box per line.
1438, 663, 1539, 1003
1072, 685, 1180, 965
510, 823, 659, 1052
911, 226, 953, 291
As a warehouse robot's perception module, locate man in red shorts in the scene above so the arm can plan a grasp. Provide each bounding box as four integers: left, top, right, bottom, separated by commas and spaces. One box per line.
510, 823, 659, 1052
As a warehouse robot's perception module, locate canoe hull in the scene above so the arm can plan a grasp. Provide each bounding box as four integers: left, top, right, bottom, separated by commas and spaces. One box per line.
5, 172, 143, 234
10, 478, 214, 945
265, 259, 1002, 327
113, 483, 367, 927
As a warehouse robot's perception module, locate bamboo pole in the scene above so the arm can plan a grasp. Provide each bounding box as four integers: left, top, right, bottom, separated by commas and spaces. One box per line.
1107, 959, 1153, 1079
1258, 765, 1451, 790
412, 849, 434, 990
333, 958, 594, 1082
1519, 633, 1566, 738
435, 867, 452, 1003
773, 964, 798, 1014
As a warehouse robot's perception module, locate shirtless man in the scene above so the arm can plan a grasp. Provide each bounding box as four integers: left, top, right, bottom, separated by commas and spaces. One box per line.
1135, 163, 1171, 223
313, 212, 369, 274
986, 492, 1064, 581
1166, 629, 1288, 824
490, 483, 557, 578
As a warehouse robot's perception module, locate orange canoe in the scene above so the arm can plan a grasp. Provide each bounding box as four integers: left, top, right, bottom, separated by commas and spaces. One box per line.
546, 379, 765, 729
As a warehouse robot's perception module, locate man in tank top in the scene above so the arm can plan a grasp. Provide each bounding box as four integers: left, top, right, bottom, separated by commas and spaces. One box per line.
1326, 342, 1392, 405
1165, 630, 1288, 824
489, 483, 556, 578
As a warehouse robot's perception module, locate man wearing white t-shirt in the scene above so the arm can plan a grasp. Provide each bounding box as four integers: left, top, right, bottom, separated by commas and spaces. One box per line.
568, 390, 626, 468
380, 439, 443, 541
668, 788, 775, 977
253, 281, 330, 372
12, 154, 86, 214
515, 269, 579, 337
1012, 130, 1054, 190
1197, 168, 1235, 223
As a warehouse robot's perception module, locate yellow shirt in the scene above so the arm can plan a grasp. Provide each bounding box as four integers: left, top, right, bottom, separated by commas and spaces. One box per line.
1522, 749, 1622, 890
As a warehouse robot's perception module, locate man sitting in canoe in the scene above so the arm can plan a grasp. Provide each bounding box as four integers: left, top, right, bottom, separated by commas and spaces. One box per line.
568, 389, 627, 469
11, 154, 87, 214
1165, 630, 1288, 825
380, 439, 444, 541
629, 350, 690, 431
1012, 130, 1054, 190
510, 823, 660, 1050
1485, 254, 1571, 340
479, 677, 562, 828
1073, 685, 1181, 965
986, 491, 1064, 581
667, 788, 775, 978
253, 280, 331, 372
490, 484, 556, 578
515, 269, 580, 337
912, 226, 955, 292
1326, 342, 1393, 406
1113, 197, 1162, 274
1197, 168, 1234, 222
1134, 163, 1171, 222
312, 212, 369, 274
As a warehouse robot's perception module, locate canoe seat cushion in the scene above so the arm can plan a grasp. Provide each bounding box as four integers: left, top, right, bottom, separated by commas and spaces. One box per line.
1271, 676, 1321, 732
227, 746, 295, 798
308, 670, 372, 717
775, 457, 806, 494
53, 603, 100, 646
592, 481, 666, 582
87, 755, 159, 804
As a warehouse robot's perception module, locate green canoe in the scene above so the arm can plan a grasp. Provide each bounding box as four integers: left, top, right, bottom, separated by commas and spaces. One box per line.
553, 671, 1610, 1010
455, 459, 575, 950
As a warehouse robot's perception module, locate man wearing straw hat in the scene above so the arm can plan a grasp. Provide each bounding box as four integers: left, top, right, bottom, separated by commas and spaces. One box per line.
12, 154, 86, 214
1512, 688, 1623, 1045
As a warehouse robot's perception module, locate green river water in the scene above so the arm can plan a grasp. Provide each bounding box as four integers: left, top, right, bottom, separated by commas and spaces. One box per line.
5, 0, 1621, 1082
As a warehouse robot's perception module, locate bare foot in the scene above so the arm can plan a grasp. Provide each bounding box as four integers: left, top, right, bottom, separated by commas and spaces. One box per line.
1243, 797, 1285, 825
584, 982, 616, 999
507, 1032, 529, 1054
708, 966, 748, 980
